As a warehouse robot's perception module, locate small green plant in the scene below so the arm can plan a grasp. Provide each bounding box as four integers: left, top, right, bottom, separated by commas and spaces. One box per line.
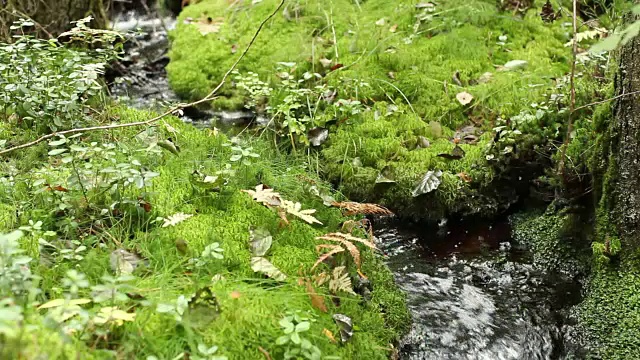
0, 17, 123, 133
188, 242, 225, 268
276, 311, 322, 360
192, 343, 228, 360
156, 295, 189, 322
0, 230, 35, 298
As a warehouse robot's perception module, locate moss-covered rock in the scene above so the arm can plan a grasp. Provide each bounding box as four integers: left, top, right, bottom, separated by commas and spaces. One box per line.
167, 0, 576, 220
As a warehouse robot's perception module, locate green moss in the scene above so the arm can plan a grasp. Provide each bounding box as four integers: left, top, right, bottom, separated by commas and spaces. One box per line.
167, 0, 576, 220
579, 264, 640, 360
1, 106, 409, 359
510, 209, 586, 274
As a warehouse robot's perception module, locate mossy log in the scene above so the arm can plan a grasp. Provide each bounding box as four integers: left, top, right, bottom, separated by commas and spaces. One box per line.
0, 0, 110, 40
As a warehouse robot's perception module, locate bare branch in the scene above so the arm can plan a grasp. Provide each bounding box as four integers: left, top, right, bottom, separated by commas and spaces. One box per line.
0, 0, 286, 157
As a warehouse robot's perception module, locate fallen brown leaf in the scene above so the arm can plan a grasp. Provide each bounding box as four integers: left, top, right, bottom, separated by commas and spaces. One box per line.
306, 280, 328, 312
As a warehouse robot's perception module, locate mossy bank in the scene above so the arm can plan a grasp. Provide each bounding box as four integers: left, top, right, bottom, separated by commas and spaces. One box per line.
166, 0, 586, 221
0, 106, 409, 359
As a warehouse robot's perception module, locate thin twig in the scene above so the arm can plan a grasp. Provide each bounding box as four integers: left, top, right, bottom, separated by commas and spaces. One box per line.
559, 0, 578, 182
573, 90, 640, 112
258, 346, 272, 360
0, 0, 286, 157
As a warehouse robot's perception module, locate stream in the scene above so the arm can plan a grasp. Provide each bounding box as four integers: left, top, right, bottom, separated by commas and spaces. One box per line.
110, 11, 586, 360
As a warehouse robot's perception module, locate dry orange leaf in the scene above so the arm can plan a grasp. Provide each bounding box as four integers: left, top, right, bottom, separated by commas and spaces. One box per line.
323, 328, 337, 343
457, 172, 472, 183
306, 280, 328, 313
230, 290, 242, 299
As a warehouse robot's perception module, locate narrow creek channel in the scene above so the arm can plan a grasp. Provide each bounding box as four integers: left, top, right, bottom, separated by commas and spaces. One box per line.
375, 218, 584, 359
110, 11, 586, 360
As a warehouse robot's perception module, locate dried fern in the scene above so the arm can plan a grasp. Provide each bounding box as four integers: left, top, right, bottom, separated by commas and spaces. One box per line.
162, 213, 194, 227
329, 266, 356, 295
331, 201, 394, 216
242, 184, 322, 225
314, 232, 376, 273
241, 184, 282, 207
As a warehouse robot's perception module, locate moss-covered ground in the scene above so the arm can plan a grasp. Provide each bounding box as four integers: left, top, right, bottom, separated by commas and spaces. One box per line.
0, 106, 409, 359
167, 0, 581, 220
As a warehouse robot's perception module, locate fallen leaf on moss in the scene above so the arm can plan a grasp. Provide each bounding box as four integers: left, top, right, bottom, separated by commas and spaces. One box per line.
249, 226, 272, 257
456, 91, 473, 105
242, 184, 282, 207
457, 172, 472, 183
193, 16, 224, 35
230, 291, 242, 299
323, 328, 337, 343
162, 212, 194, 227
281, 200, 322, 225
251, 257, 287, 281
305, 280, 327, 312
412, 170, 442, 197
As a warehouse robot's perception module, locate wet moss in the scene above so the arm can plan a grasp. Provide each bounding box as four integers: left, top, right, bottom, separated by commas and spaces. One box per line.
579, 265, 640, 360
510, 209, 584, 274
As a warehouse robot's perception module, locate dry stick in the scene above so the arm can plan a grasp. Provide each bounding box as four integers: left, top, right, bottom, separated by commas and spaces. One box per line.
573, 90, 640, 112
559, 0, 578, 183
0, 0, 286, 157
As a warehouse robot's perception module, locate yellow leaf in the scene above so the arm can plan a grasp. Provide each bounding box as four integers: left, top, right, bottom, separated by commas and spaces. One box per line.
323, 328, 337, 343
38, 298, 91, 309
94, 307, 136, 326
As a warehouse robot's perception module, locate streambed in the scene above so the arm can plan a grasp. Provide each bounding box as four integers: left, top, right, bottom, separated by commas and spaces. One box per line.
110, 11, 586, 360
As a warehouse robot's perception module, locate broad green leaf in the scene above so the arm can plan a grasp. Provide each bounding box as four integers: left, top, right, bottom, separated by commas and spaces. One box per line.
48, 148, 68, 156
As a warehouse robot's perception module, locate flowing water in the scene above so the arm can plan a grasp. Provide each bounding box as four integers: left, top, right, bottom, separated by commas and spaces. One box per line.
110, 12, 586, 359
376, 218, 585, 360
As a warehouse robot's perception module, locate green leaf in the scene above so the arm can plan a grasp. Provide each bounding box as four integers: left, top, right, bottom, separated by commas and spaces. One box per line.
276, 335, 290, 345
290, 332, 301, 345
48, 148, 68, 156
230, 154, 242, 162
621, 22, 640, 47
48, 138, 67, 146
295, 321, 310, 332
